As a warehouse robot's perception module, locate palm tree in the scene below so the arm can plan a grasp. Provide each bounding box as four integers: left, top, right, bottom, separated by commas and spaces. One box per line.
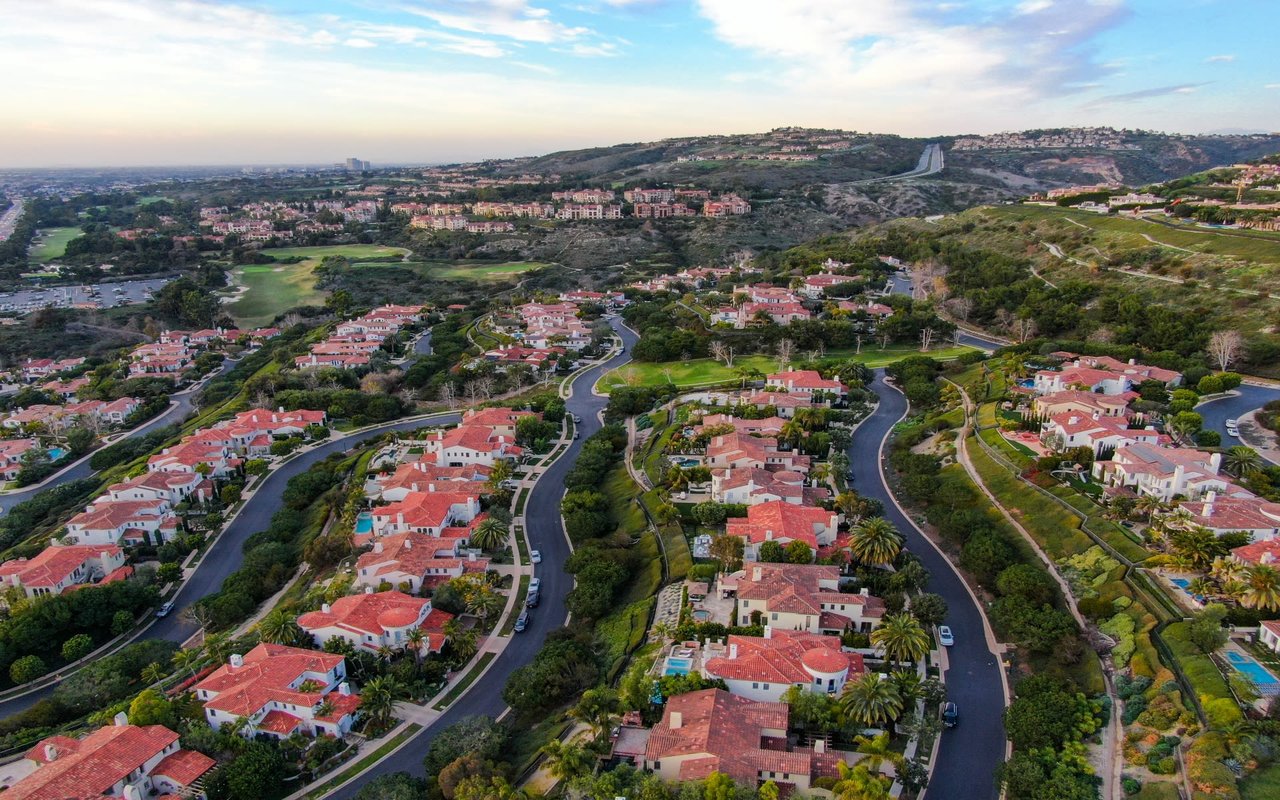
1187, 576, 1216, 599
840, 673, 904, 730
1211, 556, 1246, 584
570, 687, 618, 738
404, 627, 426, 666
315, 698, 336, 719
889, 669, 922, 705
1223, 446, 1263, 479
809, 462, 832, 485
141, 662, 166, 685
870, 613, 931, 668
203, 633, 232, 665
1170, 527, 1221, 570
445, 620, 480, 661
376, 645, 396, 662
1242, 565, 1280, 611
540, 739, 592, 783
1134, 495, 1167, 521
851, 732, 903, 776
486, 459, 514, 490
360, 676, 399, 728
171, 647, 201, 678
832, 762, 891, 800
256, 610, 302, 645
470, 518, 509, 552
848, 518, 903, 568
779, 420, 805, 449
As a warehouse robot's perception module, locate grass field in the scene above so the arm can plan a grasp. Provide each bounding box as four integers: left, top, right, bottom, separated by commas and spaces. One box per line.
222, 263, 328, 327
1243, 763, 1280, 800
260, 244, 409, 261
29, 227, 81, 262
596, 345, 976, 393
385, 260, 549, 281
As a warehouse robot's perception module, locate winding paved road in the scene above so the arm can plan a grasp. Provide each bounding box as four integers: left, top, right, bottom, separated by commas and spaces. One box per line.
848, 370, 1005, 800
1198, 383, 1280, 448
856, 144, 944, 185
328, 319, 639, 797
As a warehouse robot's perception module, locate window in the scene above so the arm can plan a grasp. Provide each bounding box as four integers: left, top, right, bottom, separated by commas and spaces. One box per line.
771, 612, 778, 621
752, 682, 759, 689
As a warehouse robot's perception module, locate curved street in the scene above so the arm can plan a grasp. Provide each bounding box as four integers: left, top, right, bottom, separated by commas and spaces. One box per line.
1197, 383, 1280, 447
848, 370, 1006, 800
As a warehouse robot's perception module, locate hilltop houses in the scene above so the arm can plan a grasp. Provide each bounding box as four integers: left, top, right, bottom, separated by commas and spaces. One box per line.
732, 563, 884, 634
0, 544, 129, 598
297, 589, 453, 655
700, 629, 866, 702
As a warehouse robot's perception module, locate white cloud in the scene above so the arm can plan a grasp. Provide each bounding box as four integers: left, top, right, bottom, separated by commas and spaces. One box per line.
399, 1, 590, 44
1204, 54, 1235, 63
1016, 0, 1055, 14
1266, 83, 1280, 90
343, 38, 377, 48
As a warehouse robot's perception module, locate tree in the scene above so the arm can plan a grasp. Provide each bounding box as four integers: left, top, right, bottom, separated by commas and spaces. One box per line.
66, 426, 95, 455
61, 633, 95, 662
709, 341, 735, 368
1224, 445, 1263, 479
156, 562, 182, 584
1187, 604, 1229, 653
128, 688, 175, 727
111, 609, 134, 636
870, 613, 930, 667
470, 518, 509, 552
832, 762, 891, 800
784, 539, 813, 564
570, 687, 618, 737
1207, 329, 1243, 371
221, 741, 286, 800
10, 654, 46, 684
256, 610, 302, 645
848, 517, 903, 568
353, 773, 431, 800
758, 540, 786, 563
840, 673, 904, 729
910, 593, 948, 628
776, 338, 795, 369
1242, 564, 1280, 611
708, 534, 744, 572
852, 732, 902, 776
439, 756, 500, 800
466, 586, 504, 622
539, 739, 592, 783
361, 676, 399, 729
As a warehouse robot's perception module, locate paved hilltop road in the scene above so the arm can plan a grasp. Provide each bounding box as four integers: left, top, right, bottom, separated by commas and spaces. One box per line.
330, 319, 639, 797
856, 143, 944, 185
0, 358, 238, 513
848, 370, 1005, 800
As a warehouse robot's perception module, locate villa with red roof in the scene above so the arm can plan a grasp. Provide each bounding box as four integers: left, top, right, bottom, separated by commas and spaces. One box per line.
1093, 444, 1229, 502
706, 433, 810, 473
64, 498, 179, 547
459, 407, 536, 437
1260, 620, 1280, 655
642, 689, 850, 792
7, 716, 214, 800
375, 462, 491, 502
696, 413, 787, 437
1231, 539, 1280, 567
1032, 390, 1135, 419
481, 345, 565, 372
194, 643, 361, 740
1062, 354, 1182, 387
1033, 365, 1137, 396
0, 544, 128, 598
837, 300, 894, 318
423, 424, 523, 467
765, 370, 846, 400
1040, 412, 1167, 455
370, 491, 481, 538
798, 273, 851, 299
0, 438, 40, 481
700, 629, 865, 702
711, 468, 826, 507
733, 563, 884, 634
726, 501, 838, 559
741, 391, 818, 418
102, 471, 211, 505
737, 301, 811, 328
355, 532, 490, 592
147, 439, 240, 478
1179, 491, 1280, 540
297, 589, 453, 655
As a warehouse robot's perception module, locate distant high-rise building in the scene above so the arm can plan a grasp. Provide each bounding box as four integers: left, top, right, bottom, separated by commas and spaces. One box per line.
344, 157, 370, 171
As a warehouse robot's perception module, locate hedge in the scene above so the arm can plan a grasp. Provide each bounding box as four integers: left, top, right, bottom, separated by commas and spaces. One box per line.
1160, 622, 1244, 728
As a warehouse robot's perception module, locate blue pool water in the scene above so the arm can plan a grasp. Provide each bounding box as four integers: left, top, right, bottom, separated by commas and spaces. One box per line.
47, 448, 66, 461
673, 458, 699, 469
1170, 577, 1206, 603
1225, 650, 1279, 686
354, 513, 372, 534
1018, 379, 1035, 389
663, 657, 693, 676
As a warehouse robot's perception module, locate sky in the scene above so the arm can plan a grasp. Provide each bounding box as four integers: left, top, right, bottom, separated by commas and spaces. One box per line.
0, 0, 1276, 167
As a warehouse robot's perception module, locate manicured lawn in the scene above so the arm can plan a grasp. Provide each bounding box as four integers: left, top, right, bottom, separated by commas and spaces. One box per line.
221, 263, 327, 327
260, 244, 409, 261
597, 354, 780, 393
397, 260, 549, 281
822, 344, 977, 366
29, 227, 81, 262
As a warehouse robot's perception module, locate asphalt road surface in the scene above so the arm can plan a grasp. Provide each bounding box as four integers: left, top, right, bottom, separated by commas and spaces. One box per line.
329, 319, 639, 798
856, 143, 944, 184
1197, 383, 1280, 447
848, 370, 1006, 800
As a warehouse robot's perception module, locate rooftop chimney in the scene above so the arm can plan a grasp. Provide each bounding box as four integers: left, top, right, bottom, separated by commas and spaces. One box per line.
813, 739, 826, 754
404, 539, 412, 550
365, 585, 374, 594
114, 711, 130, 727
752, 567, 762, 581
229, 653, 244, 668
339, 681, 351, 696
729, 643, 739, 659
859, 588, 870, 597
669, 711, 683, 730
763, 625, 773, 639
322, 603, 331, 613
44, 744, 58, 762
374, 541, 383, 554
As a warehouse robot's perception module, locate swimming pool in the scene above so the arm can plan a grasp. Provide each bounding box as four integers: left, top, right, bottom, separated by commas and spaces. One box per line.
1018, 379, 1035, 389
691, 609, 711, 622
1169, 577, 1206, 603
1225, 650, 1280, 687
354, 513, 372, 534
671, 458, 700, 469
663, 657, 693, 676
47, 447, 66, 461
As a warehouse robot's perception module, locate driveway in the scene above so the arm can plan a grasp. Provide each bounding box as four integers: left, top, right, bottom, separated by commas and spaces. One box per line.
848, 370, 1006, 800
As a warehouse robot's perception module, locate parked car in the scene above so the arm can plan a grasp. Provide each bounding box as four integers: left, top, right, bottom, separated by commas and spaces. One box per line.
530, 549, 542, 564
514, 611, 530, 633
573, 414, 583, 423
938, 625, 954, 647
942, 702, 959, 728
529, 577, 541, 594
155, 601, 175, 618
573, 431, 580, 439
526, 591, 540, 608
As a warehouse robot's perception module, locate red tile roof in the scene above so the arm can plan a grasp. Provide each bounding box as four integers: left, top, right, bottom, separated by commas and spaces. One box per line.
1232, 539, 1280, 566
703, 630, 864, 685
152, 748, 216, 785
194, 643, 345, 718
11, 725, 206, 800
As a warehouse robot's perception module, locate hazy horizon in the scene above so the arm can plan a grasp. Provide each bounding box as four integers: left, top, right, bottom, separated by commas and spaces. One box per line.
2, 0, 1277, 169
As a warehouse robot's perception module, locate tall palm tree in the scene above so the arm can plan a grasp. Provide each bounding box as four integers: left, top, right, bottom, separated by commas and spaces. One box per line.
780, 420, 805, 449
889, 669, 922, 705
203, 633, 232, 665
870, 613, 931, 668
1242, 565, 1280, 611
848, 518, 903, 568
470, 518, 509, 552
142, 662, 166, 685
445, 620, 480, 661
570, 687, 618, 738
539, 739, 592, 783
360, 676, 399, 728
404, 627, 426, 666
851, 732, 903, 776
1211, 556, 1246, 584
832, 762, 890, 800
171, 647, 201, 678
840, 673, 904, 730
1134, 495, 1167, 521
1170, 527, 1221, 570
256, 610, 302, 645
486, 459, 514, 490
1223, 446, 1263, 479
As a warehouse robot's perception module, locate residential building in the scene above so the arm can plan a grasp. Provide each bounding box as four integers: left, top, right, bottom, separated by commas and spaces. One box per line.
1178, 491, 1280, 540
765, 370, 846, 400
731, 563, 883, 633
1031, 390, 1134, 418
556, 203, 623, 220
1094, 443, 1229, 502
369, 491, 482, 537
726, 500, 838, 559
194, 644, 361, 739
1260, 620, 1280, 655
700, 629, 865, 702
711, 468, 826, 507
1040, 412, 1166, 455
737, 302, 811, 327
423, 423, 524, 467
297, 589, 453, 654
64, 498, 179, 547
1231, 539, 1280, 566
0, 544, 129, 597
642, 689, 848, 791
703, 195, 752, 217
8, 717, 214, 800
706, 433, 810, 472
354, 532, 489, 592
0, 438, 40, 480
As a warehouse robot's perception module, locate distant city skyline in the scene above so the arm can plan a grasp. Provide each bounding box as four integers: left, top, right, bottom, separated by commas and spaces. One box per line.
1, 0, 1276, 168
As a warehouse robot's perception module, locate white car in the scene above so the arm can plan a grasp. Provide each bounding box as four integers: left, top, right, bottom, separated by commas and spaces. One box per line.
937, 626, 955, 647
530, 550, 542, 564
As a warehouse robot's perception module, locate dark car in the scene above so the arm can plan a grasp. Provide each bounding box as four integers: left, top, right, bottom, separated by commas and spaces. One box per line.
514, 611, 530, 633
942, 702, 959, 728
526, 591, 540, 608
